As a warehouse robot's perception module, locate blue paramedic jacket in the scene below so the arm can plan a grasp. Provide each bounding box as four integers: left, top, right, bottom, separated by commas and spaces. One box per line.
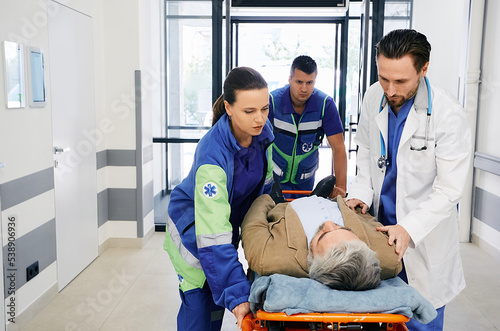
167, 113, 274, 311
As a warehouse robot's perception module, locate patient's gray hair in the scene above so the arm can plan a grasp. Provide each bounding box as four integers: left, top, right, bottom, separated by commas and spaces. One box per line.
308, 240, 381, 291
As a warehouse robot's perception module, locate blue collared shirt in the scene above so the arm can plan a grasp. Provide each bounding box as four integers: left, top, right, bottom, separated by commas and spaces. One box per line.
379, 97, 415, 226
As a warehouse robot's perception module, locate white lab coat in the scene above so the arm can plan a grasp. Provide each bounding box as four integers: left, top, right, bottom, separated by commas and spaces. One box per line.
349, 77, 471, 308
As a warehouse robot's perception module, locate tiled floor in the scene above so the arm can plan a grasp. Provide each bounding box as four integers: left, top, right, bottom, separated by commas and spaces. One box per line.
21, 232, 500, 330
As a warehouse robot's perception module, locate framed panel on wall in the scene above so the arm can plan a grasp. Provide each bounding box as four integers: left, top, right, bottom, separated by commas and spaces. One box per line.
2, 40, 26, 108
27, 46, 46, 107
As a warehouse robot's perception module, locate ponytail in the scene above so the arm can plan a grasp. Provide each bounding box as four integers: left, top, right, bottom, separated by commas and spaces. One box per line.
212, 94, 226, 126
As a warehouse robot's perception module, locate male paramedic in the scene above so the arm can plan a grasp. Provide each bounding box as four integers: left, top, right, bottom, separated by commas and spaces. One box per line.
269, 55, 348, 198
241, 193, 402, 290
346, 29, 472, 330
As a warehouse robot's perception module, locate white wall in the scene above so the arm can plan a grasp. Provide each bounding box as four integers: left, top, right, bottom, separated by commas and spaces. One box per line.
471, 0, 500, 257
94, 0, 159, 242
0, 0, 58, 321
103, 0, 140, 151
413, 0, 469, 98
414, 0, 500, 258
475, 0, 500, 159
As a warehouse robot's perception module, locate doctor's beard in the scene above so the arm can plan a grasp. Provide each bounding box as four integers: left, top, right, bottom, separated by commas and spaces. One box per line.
385, 83, 419, 112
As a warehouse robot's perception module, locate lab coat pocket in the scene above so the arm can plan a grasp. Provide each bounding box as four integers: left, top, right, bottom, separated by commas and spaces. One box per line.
406, 142, 436, 174
423, 219, 460, 268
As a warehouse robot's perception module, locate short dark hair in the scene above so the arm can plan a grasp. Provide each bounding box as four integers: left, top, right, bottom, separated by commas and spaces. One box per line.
375, 29, 431, 73
290, 55, 317, 77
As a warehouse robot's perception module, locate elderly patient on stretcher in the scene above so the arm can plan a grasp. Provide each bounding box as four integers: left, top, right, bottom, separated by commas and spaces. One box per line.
241, 186, 402, 291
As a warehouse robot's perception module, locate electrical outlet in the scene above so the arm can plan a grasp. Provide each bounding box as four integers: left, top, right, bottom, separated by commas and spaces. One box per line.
26, 261, 39, 282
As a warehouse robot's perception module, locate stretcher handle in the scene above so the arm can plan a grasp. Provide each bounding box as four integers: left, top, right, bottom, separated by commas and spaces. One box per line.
281, 190, 313, 195
282, 189, 313, 201
242, 313, 256, 331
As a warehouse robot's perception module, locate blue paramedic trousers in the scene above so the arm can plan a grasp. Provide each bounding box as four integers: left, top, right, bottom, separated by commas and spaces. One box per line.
405, 306, 445, 331
177, 282, 225, 331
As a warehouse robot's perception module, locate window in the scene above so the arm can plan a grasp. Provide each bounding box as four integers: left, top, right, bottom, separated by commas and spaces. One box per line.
165, 1, 213, 188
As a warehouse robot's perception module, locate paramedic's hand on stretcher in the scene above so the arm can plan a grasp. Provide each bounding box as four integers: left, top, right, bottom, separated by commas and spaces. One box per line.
376, 224, 410, 262
233, 301, 251, 330
345, 198, 369, 214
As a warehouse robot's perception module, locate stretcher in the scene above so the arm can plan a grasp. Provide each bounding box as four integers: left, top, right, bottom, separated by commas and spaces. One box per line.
242, 187, 410, 331
242, 310, 409, 331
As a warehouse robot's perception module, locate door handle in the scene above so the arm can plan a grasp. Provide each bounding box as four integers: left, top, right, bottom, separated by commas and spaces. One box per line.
54, 146, 71, 154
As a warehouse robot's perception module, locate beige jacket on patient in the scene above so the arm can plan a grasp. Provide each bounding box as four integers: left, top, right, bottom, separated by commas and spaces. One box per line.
241, 194, 402, 280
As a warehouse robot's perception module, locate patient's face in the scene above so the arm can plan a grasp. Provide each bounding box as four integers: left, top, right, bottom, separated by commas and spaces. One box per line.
309, 221, 360, 257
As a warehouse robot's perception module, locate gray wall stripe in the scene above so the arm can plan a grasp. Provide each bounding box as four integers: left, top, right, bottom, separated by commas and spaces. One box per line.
108, 150, 136, 167
135, 70, 144, 238
474, 152, 500, 177
0, 168, 54, 211
3, 218, 57, 298
474, 187, 500, 232
143, 145, 153, 164
97, 189, 108, 227
97, 150, 136, 169
96, 150, 107, 170
143, 180, 154, 218
108, 188, 137, 221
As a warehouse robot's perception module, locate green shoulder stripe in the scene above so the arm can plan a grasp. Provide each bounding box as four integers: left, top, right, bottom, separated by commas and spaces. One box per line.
194, 164, 232, 236
266, 145, 273, 181
270, 93, 275, 114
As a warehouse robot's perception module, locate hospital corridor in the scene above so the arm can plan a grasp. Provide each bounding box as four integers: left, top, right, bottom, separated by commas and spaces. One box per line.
1, 0, 500, 330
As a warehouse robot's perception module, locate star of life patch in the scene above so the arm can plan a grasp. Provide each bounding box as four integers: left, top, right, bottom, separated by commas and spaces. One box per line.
203, 182, 218, 198
302, 142, 313, 153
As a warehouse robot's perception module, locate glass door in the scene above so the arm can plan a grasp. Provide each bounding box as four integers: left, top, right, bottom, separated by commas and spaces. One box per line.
233, 20, 346, 183
163, 1, 214, 192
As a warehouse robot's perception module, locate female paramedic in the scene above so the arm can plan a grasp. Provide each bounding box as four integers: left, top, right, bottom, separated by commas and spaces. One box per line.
164, 67, 274, 330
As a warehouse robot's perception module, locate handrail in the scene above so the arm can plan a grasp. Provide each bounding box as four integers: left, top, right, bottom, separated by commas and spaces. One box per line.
474, 152, 500, 177
153, 137, 200, 143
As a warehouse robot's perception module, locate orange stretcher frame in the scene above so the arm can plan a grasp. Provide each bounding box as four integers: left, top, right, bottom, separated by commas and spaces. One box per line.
242, 310, 409, 331
281, 190, 313, 202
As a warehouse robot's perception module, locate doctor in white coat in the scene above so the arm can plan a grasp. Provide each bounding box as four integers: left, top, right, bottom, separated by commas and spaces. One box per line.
346, 29, 471, 331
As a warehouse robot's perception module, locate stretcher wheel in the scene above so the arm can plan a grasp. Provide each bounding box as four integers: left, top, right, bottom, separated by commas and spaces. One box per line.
267, 321, 284, 331
362, 323, 382, 331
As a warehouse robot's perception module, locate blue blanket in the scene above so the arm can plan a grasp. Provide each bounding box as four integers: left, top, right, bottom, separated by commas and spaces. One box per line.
249, 274, 437, 324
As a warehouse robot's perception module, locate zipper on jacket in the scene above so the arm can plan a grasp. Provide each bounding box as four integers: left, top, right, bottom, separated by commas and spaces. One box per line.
182, 221, 195, 235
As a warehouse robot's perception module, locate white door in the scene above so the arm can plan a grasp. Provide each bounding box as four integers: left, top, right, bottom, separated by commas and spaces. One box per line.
48, 2, 98, 290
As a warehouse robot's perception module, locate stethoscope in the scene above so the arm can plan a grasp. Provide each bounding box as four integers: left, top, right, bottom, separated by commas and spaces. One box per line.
377, 76, 432, 169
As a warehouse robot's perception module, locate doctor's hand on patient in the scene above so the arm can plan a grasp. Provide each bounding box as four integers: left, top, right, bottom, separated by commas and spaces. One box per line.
376, 224, 410, 262
346, 198, 411, 261
345, 198, 370, 214
233, 301, 251, 330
